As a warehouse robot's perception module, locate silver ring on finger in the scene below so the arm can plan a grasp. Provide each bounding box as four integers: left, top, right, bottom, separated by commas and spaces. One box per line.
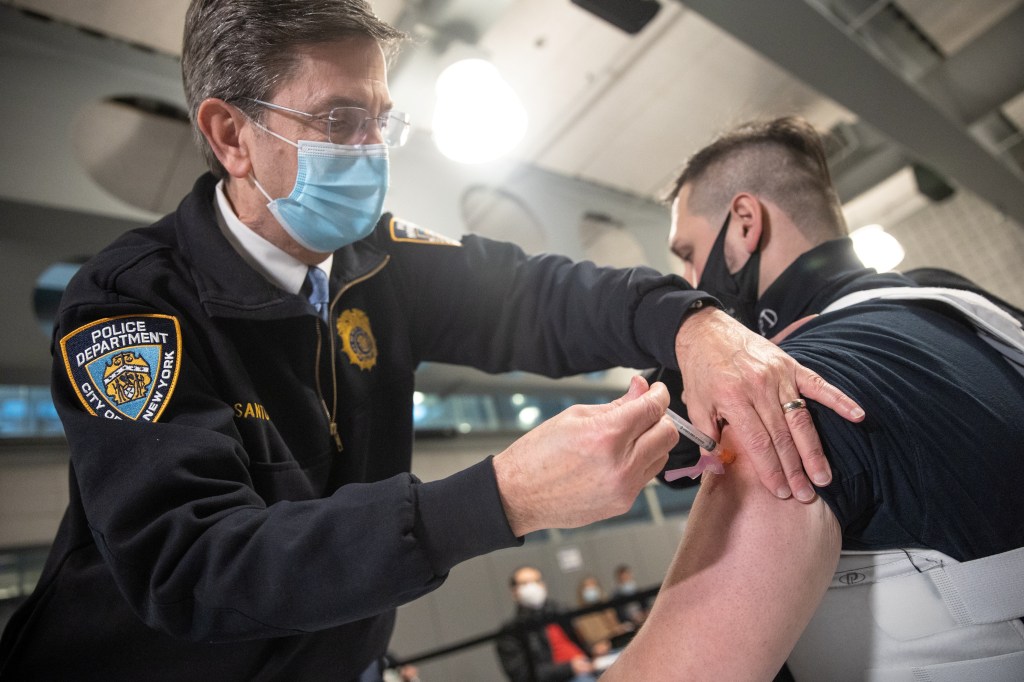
782, 398, 807, 414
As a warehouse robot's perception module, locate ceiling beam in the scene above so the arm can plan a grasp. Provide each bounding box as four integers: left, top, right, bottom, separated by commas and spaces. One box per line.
830, 138, 909, 203
918, 2, 1024, 126
676, 0, 1024, 227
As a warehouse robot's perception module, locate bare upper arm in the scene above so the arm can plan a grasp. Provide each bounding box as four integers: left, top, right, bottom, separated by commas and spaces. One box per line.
605, 441, 842, 681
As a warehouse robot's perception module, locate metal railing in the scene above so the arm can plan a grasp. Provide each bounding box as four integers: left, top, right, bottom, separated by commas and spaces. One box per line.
393, 586, 660, 682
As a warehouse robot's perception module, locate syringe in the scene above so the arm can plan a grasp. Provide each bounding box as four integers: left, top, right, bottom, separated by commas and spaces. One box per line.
665, 407, 716, 452
663, 408, 734, 482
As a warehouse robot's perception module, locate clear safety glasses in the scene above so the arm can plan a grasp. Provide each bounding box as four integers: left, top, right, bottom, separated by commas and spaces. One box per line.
247, 98, 411, 148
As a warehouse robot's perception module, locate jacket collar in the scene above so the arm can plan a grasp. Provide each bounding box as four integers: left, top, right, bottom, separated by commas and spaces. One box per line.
755, 238, 913, 338
175, 173, 389, 320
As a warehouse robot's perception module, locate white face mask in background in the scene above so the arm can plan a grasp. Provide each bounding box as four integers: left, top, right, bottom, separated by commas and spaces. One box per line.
516, 581, 547, 609
582, 586, 601, 604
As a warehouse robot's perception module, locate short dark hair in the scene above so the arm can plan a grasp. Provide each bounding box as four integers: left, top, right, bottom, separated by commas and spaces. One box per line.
662, 116, 847, 240
182, 0, 407, 178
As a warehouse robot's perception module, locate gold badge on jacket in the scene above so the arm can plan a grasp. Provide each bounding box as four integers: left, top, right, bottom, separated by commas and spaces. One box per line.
336, 308, 377, 371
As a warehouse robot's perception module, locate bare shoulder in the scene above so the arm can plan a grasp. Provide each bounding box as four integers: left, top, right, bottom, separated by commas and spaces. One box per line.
605, 439, 843, 681
696, 439, 842, 550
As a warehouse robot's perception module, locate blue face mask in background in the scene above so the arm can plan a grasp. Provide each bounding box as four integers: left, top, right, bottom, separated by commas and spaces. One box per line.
252, 127, 389, 253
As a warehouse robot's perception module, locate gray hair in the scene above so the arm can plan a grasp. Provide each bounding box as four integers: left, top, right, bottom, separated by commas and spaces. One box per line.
182, 0, 407, 178
663, 117, 848, 241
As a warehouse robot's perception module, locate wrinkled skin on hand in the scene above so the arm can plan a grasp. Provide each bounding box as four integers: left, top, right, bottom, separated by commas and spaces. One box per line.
675, 308, 864, 502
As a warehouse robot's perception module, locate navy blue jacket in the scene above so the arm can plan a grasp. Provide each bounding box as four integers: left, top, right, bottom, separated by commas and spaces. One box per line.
770, 242, 1024, 562
0, 173, 710, 681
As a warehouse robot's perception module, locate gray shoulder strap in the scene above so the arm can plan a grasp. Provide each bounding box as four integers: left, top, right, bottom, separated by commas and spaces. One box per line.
822, 286, 1024, 379
931, 546, 1024, 624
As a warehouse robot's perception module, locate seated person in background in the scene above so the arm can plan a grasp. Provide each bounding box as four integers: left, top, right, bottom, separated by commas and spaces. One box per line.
610, 565, 648, 628
573, 576, 634, 655
603, 116, 1024, 681
496, 566, 598, 682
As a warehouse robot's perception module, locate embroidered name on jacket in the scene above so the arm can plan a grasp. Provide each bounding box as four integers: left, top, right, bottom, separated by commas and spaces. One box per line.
60, 314, 182, 422
234, 402, 270, 420
336, 308, 377, 370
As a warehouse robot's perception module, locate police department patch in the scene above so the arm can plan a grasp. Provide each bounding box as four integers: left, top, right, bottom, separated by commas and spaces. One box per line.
60, 314, 182, 422
389, 217, 460, 246
336, 308, 377, 371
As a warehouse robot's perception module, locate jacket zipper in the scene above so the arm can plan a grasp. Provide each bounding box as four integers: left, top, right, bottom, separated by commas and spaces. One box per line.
313, 321, 340, 450
314, 255, 391, 453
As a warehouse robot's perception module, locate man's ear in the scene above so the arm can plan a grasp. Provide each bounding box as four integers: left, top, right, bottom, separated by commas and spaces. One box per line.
729, 193, 764, 254
196, 98, 252, 179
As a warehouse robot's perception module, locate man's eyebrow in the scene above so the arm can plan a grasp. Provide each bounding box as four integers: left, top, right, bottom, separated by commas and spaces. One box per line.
313, 96, 361, 112
319, 96, 394, 114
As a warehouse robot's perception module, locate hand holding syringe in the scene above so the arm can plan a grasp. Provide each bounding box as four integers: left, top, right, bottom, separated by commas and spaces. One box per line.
662, 408, 735, 482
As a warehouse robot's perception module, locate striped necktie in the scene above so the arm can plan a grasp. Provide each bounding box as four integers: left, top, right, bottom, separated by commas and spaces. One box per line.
306, 266, 329, 323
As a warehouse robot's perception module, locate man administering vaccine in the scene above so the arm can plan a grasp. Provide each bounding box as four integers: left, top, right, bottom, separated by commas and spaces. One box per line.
0, 3, 862, 681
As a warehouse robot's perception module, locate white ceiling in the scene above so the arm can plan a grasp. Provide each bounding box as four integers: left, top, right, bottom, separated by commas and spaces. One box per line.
477, 1, 851, 197
4, 0, 1022, 209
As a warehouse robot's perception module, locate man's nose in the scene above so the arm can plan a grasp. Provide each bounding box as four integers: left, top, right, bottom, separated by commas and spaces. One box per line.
363, 117, 386, 145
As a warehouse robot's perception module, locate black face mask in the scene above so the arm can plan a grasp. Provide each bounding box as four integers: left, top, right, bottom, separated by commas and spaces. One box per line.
696, 215, 761, 331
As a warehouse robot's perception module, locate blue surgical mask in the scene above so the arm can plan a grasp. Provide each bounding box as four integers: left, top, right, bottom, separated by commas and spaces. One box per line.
251, 125, 389, 253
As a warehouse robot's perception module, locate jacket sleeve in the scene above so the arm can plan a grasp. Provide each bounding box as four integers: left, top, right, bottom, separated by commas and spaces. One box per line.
382, 225, 717, 376
52, 270, 517, 642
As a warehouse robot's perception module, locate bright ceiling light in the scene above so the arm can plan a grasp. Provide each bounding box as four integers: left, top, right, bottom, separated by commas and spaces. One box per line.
849, 224, 906, 273
432, 58, 528, 164
516, 406, 542, 429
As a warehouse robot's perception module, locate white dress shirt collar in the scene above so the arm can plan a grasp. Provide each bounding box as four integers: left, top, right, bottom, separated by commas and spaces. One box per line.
213, 179, 332, 295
